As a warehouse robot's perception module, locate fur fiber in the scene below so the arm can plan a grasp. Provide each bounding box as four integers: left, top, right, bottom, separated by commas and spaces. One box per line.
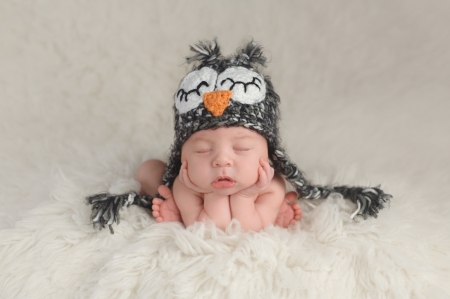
1, 0, 449, 298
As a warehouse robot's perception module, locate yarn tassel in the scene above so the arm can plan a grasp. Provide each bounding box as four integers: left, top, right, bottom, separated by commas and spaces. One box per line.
332, 186, 392, 220
86, 192, 154, 234
298, 184, 392, 220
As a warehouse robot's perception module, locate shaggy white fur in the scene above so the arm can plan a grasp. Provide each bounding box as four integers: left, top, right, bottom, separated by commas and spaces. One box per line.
1, 1, 450, 298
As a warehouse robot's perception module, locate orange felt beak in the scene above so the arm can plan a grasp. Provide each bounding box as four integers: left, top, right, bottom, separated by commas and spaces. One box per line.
203, 90, 232, 117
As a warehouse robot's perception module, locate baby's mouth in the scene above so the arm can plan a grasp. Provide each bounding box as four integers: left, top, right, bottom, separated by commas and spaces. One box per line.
212, 176, 236, 189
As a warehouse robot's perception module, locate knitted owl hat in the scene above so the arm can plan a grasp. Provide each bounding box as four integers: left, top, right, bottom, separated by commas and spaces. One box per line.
87, 39, 392, 233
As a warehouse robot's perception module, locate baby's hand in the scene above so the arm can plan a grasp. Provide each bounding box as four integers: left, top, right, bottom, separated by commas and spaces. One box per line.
236, 158, 274, 198
178, 160, 211, 194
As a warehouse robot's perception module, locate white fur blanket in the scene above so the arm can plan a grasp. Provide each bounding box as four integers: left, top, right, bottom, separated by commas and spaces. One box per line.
1, 1, 449, 298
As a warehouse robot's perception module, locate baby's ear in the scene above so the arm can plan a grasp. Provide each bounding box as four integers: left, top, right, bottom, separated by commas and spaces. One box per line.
235, 40, 267, 68
186, 38, 222, 68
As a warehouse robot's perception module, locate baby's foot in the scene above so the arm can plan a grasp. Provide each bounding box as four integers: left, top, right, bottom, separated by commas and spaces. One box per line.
275, 192, 302, 228
151, 185, 182, 223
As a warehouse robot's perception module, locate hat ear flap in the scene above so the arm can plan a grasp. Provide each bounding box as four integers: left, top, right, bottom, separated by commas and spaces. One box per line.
272, 148, 392, 220
235, 40, 267, 68
186, 38, 222, 69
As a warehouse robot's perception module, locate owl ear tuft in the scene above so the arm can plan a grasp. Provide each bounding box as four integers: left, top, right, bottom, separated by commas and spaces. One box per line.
235, 40, 267, 68
186, 38, 222, 69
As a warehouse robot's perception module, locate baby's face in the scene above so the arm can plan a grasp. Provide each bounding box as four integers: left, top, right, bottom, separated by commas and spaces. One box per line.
181, 127, 269, 195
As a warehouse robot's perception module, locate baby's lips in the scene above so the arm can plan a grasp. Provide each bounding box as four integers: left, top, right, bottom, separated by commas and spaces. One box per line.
211, 176, 236, 189
213, 175, 235, 182
212, 180, 236, 189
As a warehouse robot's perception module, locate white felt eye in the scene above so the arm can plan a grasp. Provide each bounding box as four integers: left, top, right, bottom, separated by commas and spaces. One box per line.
217, 67, 266, 104
174, 67, 218, 114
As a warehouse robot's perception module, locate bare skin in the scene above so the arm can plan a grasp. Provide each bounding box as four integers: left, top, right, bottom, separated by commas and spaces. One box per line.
137, 128, 301, 231
174, 157, 291, 231
146, 167, 301, 230
275, 191, 302, 227
151, 177, 301, 229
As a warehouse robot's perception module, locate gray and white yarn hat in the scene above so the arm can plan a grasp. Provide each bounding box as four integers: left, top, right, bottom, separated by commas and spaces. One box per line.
87, 39, 392, 233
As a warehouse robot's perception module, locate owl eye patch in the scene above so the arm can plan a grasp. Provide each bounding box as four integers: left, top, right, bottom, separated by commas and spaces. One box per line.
217, 67, 266, 105
174, 67, 217, 114
220, 77, 262, 92
176, 81, 210, 102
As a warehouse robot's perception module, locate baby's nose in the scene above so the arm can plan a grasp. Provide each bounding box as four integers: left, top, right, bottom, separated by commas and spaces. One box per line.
203, 90, 232, 117
213, 152, 233, 167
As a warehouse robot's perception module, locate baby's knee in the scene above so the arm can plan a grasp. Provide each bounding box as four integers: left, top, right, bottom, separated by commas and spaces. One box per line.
136, 159, 166, 187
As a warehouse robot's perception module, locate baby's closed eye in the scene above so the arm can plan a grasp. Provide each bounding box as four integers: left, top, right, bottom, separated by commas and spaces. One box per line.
233, 146, 252, 152
195, 148, 212, 154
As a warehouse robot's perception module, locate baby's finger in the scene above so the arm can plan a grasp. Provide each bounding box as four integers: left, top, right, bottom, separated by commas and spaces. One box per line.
179, 160, 188, 174
181, 169, 191, 187
259, 157, 267, 167
181, 168, 199, 191
259, 158, 271, 170
260, 158, 274, 180
179, 164, 193, 188
178, 163, 185, 183
178, 169, 185, 185
266, 161, 275, 178
256, 166, 268, 187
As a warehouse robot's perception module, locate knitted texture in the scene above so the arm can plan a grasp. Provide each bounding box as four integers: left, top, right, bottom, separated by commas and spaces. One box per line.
86, 192, 153, 234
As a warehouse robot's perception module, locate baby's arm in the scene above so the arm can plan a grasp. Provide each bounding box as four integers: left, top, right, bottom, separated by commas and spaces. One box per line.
172, 176, 206, 227
202, 193, 232, 230
177, 162, 232, 230
230, 160, 285, 231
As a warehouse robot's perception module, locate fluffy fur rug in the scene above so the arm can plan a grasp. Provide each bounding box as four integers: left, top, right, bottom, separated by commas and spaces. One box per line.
1, 1, 449, 298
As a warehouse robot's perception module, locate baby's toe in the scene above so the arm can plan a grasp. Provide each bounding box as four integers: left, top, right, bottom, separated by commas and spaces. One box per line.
152, 198, 162, 204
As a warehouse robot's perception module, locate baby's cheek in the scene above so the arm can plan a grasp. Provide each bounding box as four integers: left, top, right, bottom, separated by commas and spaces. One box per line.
242, 158, 260, 182
187, 160, 209, 185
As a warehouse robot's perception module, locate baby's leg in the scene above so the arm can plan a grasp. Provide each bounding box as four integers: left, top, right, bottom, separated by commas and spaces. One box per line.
136, 159, 166, 196
274, 191, 302, 228
136, 159, 182, 222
